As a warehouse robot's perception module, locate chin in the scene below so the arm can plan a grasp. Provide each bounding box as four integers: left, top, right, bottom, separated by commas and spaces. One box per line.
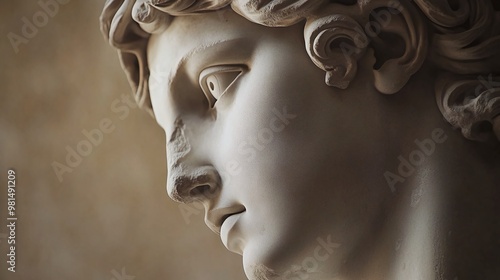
243, 263, 280, 280
242, 245, 279, 280
242, 241, 297, 280
243, 261, 315, 280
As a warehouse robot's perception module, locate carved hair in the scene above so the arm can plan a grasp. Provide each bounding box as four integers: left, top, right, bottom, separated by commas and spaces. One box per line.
100, 0, 500, 142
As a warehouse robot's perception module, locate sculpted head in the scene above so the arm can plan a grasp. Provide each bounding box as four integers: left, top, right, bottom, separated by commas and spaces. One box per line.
101, 0, 500, 279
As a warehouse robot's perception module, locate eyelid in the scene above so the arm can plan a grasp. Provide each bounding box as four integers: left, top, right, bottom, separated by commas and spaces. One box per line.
199, 65, 246, 108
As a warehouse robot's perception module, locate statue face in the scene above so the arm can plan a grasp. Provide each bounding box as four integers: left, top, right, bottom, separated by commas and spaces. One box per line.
148, 9, 394, 277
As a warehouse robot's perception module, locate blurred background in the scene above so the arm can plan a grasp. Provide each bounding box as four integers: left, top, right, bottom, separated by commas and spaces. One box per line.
0, 1, 246, 279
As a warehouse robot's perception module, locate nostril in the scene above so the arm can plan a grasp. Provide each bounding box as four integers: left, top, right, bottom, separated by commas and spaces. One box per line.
189, 184, 217, 201
167, 166, 221, 203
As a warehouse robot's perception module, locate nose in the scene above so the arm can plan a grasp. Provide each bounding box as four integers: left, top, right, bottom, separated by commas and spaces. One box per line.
165, 117, 220, 203
167, 165, 221, 204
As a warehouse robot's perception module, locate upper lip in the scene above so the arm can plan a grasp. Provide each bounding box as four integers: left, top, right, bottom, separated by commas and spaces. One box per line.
205, 205, 246, 234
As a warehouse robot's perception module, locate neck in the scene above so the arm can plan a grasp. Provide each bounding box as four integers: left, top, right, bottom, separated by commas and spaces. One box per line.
337, 131, 499, 280
430, 131, 500, 279
330, 69, 500, 280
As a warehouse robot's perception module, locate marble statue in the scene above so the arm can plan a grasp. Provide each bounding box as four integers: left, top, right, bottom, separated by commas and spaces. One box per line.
100, 0, 500, 279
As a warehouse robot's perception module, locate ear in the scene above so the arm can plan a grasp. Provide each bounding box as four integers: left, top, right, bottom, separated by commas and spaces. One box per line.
367, 1, 429, 94
304, 1, 428, 94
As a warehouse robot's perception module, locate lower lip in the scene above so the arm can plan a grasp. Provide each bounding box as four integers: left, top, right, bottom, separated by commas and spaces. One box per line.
220, 212, 244, 253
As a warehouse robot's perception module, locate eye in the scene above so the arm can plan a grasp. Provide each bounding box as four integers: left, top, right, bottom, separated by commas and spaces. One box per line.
199, 65, 245, 108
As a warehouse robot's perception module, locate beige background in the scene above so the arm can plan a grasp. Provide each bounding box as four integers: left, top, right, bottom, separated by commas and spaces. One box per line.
0, 1, 246, 279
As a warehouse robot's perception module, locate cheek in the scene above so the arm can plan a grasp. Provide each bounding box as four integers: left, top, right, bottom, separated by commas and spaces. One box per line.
209, 61, 310, 178
208, 57, 338, 216
208, 45, 340, 193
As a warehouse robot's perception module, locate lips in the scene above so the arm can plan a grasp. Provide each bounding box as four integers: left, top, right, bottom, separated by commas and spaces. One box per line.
205, 205, 245, 234
221, 210, 244, 227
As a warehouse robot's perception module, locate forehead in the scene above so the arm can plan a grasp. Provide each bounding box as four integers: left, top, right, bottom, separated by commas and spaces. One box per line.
146, 9, 270, 128
145, 9, 307, 129
147, 9, 263, 74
